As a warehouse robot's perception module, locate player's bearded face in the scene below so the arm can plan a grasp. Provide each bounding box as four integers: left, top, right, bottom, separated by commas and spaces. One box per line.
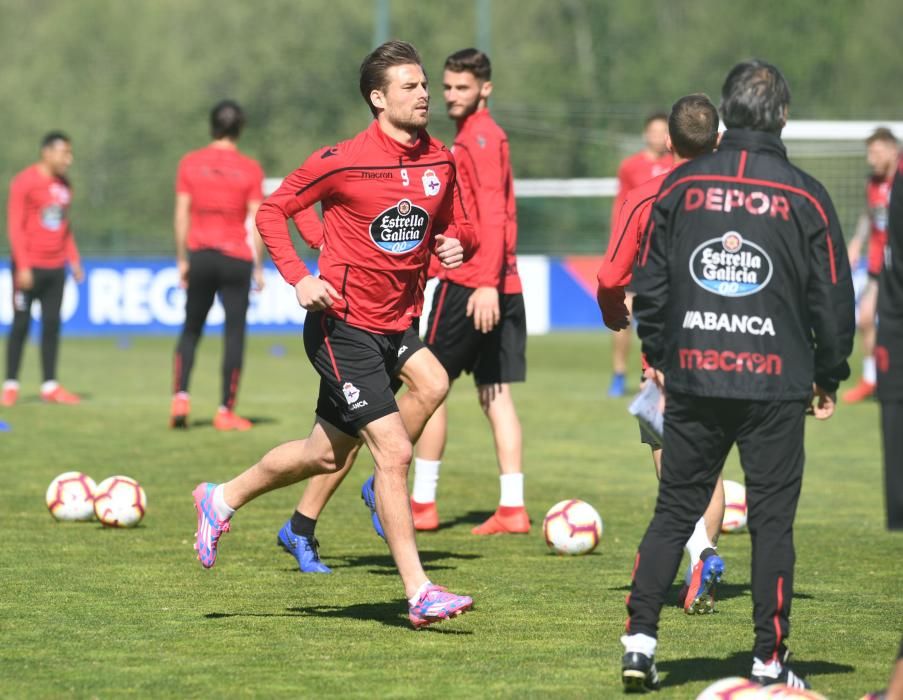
43, 141, 73, 177
380, 64, 430, 131
443, 70, 484, 120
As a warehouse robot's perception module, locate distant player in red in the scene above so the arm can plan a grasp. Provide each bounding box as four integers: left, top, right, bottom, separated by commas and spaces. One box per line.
410, 48, 529, 535
843, 127, 898, 403
191, 41, 476, 628
3, 132, 83, 407
170, 100, 266, 431
607, 113, 673, 399
598, 94, 726, 614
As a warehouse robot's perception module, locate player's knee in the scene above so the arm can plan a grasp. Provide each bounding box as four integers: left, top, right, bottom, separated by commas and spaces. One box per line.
375, 442, 413, 474
420, 371, 449, 410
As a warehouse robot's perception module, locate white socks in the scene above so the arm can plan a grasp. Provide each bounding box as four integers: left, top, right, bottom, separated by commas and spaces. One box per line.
499, 473, 525, 507
408, 580, 433, 606
621, 633, 657, 657
685, 516, 712, 568
863, 356, 877, 384
3, 379, 19, 390
41, 380, 59, 394
412, 459, 441, 503
212, 484, 235, 520
411, 460, 525, 508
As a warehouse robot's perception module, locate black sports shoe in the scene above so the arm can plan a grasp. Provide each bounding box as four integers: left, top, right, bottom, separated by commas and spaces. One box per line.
622, 651, 661, 693
751, 659, 810, 690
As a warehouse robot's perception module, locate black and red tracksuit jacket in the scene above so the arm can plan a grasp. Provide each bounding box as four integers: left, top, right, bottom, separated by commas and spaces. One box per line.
877, 159, 903, 400
257, 120, 477, 334
632, 128, 854, 400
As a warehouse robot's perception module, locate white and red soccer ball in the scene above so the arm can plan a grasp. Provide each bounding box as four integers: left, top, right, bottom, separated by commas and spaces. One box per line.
696, 677, 826, 699
45, 471, 97, 521
543, 499, 603, 555
721, 479, 748, 533
92, 475, 147, 527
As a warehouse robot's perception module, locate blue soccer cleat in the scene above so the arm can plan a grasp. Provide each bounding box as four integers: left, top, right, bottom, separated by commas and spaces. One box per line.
277, 521, 332, 574
607, 373, 627, 398
361, 475, 386, 540
684, 549, 725, 614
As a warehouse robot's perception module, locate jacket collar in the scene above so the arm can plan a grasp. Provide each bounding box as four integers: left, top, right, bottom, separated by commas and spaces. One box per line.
366, 119, 430, 159
719, 128, 787, 160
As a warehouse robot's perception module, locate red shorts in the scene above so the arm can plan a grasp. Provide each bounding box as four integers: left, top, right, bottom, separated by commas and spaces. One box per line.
868, 230, 888, 277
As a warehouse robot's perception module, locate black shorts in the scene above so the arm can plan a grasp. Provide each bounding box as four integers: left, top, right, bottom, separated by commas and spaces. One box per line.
425, 281, 526, 385
304, 311, 419, 436
388, 322, 426, 393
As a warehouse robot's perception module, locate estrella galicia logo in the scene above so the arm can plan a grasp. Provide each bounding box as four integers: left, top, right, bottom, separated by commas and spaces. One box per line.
689, 231, 773, 297
369, 198, 429, 254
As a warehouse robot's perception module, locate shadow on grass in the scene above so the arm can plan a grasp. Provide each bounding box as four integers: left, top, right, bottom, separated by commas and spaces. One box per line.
327, 549, 482, 575
435, 510, 496, 531
658, 651, 854, 688
205, 602, 473, 633
608, 582, 814, 605
189, 416, 279, 428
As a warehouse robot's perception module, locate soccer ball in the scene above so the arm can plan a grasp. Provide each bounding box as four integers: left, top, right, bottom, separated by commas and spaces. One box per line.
696, 677, 762, 699
721, 479, 748, 533
46, 471, 97, 521
93, 475, 147, 527
542, 499, 603, 555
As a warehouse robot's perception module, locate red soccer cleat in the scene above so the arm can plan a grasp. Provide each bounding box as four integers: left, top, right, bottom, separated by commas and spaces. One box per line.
842, 378, 876, 404
411, 499, 439, 531
471, 506, 531, 535
1, 384, 18, 407
213, 409, 252, 432
41, 385, 80, 404
170, 393, 190, 429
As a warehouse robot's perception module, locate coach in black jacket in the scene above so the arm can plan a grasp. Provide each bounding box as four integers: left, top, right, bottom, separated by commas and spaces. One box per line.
619, 60, 855, 693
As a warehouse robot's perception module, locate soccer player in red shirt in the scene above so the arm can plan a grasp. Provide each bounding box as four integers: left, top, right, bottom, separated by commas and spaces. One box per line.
598, 94, 726, 616
3, 132, 83, 407
843, 127, 898, 403
409, 48, 529, 535
607, 113, 673, 399
191, 41, 476, 628
170, 100, 266, 431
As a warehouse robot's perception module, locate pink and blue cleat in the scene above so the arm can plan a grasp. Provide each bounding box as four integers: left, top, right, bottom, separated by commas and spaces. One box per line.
408, 585, 473, 629
193, 482, 231, 568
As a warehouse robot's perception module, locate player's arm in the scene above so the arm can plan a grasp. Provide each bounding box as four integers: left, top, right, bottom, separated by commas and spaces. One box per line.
596, 194, 651, 330
64, 223, 83, 283
291, 206, 326, 250
246, 163, 266, 291
846, 211, 870, 268
806, 184, 855, 414
7, 175, 33, 290
255, 152, 341, 311
173, 193, 191, 288
631, 195, 671, 372
431, 171, 478, 270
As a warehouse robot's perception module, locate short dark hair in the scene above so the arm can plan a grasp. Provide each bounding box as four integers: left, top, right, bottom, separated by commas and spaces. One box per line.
644, 112, 668, 129
41, 131, 70, 149
210, 100, 245, 140
359, 40, 423, 117
720, 59, 790, 134
866, 127, 898, 146
444, 48, 491, 81
669, 94, 719, 158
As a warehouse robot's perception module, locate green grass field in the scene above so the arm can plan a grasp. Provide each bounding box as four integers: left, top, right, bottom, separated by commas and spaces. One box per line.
0, 333, 899, 698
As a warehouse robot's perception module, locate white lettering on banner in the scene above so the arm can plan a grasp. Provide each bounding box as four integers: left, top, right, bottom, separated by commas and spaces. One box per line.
0, 270, 77, 323
0, 269, 11, 324
148, 267, 185, 325
122, 269, 153, 324
89, 269, 122, 323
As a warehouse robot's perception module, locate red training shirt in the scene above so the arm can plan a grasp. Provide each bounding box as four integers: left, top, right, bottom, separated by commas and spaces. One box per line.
865, 173, 893, 274
256, 120, 477, 334
175, 145, 264, 262
597, 170, 670, 310
7, 164, 79, 269
612, 150, 674, 228
440, 108, 521, 294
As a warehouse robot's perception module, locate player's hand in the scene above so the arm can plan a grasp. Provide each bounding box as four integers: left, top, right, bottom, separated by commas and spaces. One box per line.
15, 267, 33, 291
466, 286, 500, 333
71, 261, 85, 284
253, 266, 266, 292
846, 241, 861, 269
596, 287, 629, 330
177, 259, 190, 289
295, 274, 342, 311
808, 384, 836, 420
434, 234, 464, 269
